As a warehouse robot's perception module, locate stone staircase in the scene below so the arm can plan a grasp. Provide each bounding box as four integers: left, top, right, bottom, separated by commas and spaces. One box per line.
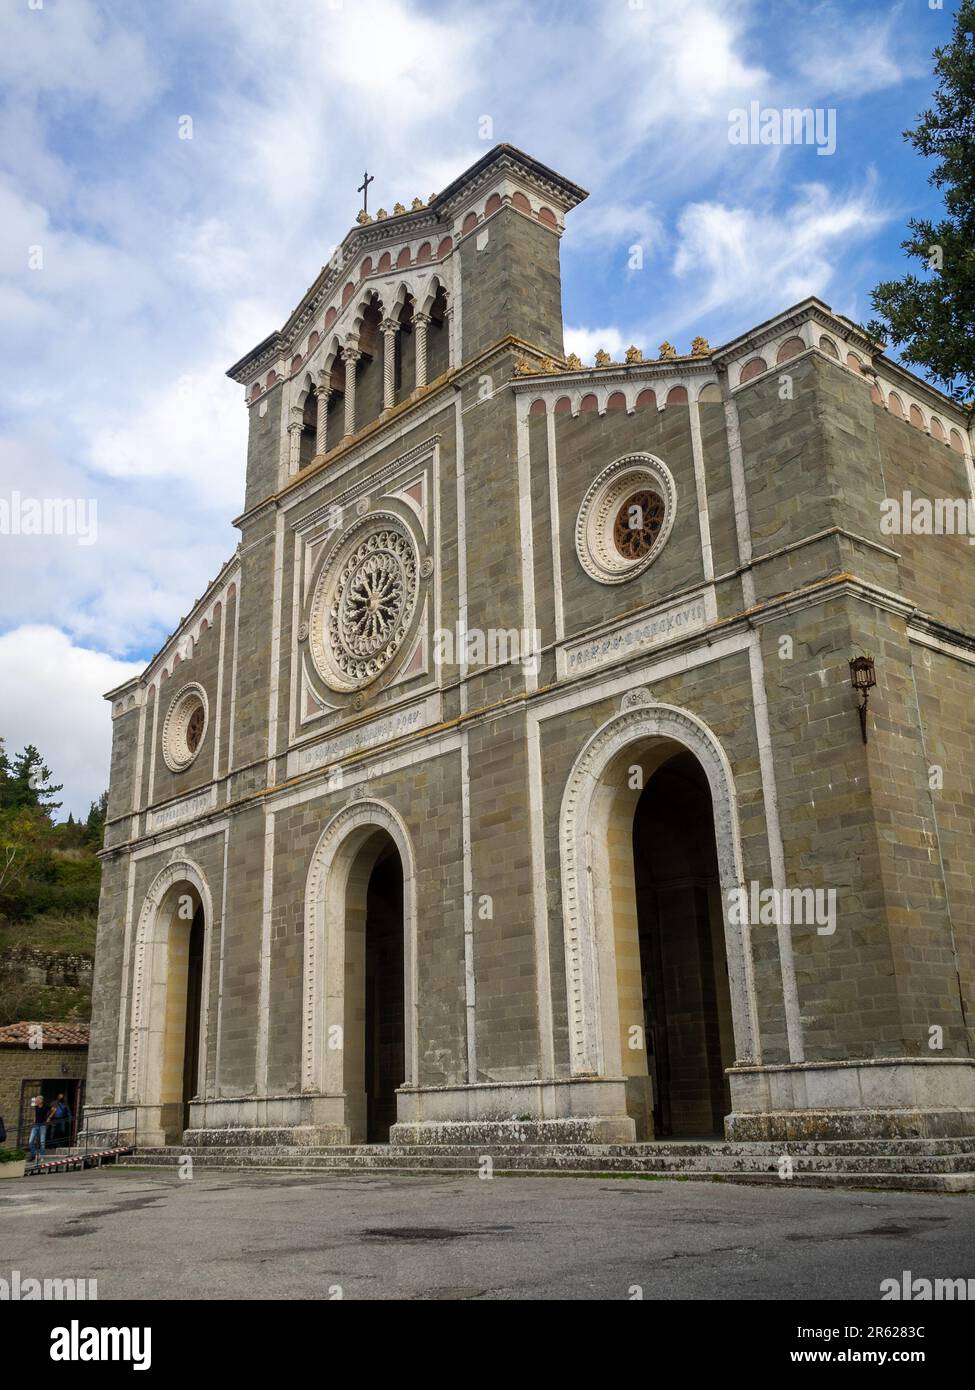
117, 1136, 975, 1191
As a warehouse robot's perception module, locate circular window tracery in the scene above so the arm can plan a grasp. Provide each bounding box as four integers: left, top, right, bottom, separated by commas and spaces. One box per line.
309, 514, 421, 691
575, 454, 677, 584
613, 489, 665, 560
162, 683, 209, 772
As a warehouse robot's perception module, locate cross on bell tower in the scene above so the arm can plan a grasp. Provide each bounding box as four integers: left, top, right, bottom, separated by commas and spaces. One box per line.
357, 169, 374, 216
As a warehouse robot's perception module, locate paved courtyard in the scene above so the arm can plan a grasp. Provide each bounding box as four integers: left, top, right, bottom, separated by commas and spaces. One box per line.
2, 1167, 973, 1301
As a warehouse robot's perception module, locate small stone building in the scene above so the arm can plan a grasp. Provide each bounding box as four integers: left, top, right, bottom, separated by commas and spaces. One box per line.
86, 145, 975, 1151
0, 1022, 88, 1149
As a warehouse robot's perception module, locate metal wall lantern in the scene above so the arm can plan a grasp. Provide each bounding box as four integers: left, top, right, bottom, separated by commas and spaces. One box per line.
849, 654, 877, 744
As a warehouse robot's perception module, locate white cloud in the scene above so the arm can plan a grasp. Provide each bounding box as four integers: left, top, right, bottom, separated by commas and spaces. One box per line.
563, 325, 632, 364
566, 201, 664, 257
795, 9, 916, 98
671, 178, 888, 323
0, 0, 161, 118
0, 626, 142, 819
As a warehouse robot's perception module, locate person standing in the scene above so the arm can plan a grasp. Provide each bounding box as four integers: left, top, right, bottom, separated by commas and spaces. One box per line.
51, 1094, 72, 1149
27, 1096, 54, 1166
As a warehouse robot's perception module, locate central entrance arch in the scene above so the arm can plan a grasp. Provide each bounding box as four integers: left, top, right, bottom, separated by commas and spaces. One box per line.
559, 698, 760, 1139
302, 800, 417, 1144
633, 751, 734, 1136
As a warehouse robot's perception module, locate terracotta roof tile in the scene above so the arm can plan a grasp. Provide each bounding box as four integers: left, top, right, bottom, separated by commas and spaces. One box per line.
0, 1021, 89, 1048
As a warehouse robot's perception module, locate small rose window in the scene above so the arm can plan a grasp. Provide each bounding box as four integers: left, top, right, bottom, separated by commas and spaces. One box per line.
162, 683, 209, 772
576, 454, 677, 584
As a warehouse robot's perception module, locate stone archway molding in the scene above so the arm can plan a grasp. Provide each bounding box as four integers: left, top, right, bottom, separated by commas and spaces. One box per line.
302, 797, 418, 1095
126, 856, 214, 1106
559, 699, 760, 1077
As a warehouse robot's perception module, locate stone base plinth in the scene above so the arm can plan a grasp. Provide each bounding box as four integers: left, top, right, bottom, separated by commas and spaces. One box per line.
726, 1057, 975, 1141
183, 1125, 350, 1148
390, 1076, 636, 1145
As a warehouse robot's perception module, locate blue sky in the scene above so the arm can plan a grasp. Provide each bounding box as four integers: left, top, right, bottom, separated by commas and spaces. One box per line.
0, 0, 955, 814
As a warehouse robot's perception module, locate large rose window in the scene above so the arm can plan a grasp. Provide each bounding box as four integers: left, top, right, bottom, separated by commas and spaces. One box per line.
309, 516, 420, 691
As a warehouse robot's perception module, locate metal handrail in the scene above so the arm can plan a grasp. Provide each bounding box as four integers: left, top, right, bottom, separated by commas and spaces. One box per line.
77, 1103, 138, 1157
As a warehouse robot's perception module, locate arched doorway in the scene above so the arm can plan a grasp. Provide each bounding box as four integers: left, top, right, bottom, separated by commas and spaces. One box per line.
181, 904, 206, 1133
633, 752, 734, 1137
127, 862, 212, 1145
363, 841, 405, 1141
559, 701, 760, 1141
302, 801, 417, 1145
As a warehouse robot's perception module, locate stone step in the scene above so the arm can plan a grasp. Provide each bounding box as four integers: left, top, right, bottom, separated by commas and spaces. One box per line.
117, 1155, 975, 1193
137, 1136, 975, 1159
120, 1143, 975, 1184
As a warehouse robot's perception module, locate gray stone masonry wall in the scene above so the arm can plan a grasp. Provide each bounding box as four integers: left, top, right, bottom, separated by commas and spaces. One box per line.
528, 412, 556, 663
245, 382, 283, 513
151, 606, 225, 806
466, 709, 538, 1079
87, 853, 128, 1105
217, 806, 263, 1095
459, 208, 564, 361
552, 399, 705, 640
759, 596, 895, 1059
104, 705, 139, 831
912, 646, 975, 1053
699, 398, 740, 589
228, 511, 275, 798
848, 603, 968, 1057
736, 352, 975, 626
264, 756, 467, 1095
459, 356, 534, 712
873, 402, 975, 630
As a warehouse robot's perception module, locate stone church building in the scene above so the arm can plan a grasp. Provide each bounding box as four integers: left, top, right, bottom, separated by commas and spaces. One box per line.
87, 145, 975, 1163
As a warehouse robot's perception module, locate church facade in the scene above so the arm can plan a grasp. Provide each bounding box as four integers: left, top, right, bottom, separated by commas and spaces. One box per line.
87, 145, 975, 1152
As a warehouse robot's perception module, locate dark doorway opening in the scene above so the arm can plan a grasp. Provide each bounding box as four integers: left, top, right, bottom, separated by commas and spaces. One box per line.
181, 905, 205, 1133
18, 1078, 84, 1150
364, 848, 405, 1142
633, 751, 734, 1138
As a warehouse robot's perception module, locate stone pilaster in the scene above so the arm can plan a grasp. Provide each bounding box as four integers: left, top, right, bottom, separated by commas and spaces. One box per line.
287, 405, 303, 475
445, 302, 456, 370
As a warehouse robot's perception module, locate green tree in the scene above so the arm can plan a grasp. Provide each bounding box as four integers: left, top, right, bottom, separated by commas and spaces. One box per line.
6, 744, 63, 817
867, 0, 975, 415
0, 804, 52, 916
82, 792, 108, 850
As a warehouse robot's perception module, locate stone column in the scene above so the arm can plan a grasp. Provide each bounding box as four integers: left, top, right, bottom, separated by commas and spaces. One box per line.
414, 313, 430, 390
342, 345, 361, 438
287, 405, 303, 475
315, 373, 332, 455
381, 318, 399, 410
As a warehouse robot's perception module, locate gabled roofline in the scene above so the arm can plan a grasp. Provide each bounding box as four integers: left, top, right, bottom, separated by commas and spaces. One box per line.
103, 548, 242, 700
226, 145, 588, 385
